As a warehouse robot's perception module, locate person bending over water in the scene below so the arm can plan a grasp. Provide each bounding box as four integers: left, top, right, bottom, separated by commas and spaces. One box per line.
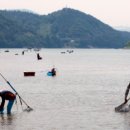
0, 90, 16, 114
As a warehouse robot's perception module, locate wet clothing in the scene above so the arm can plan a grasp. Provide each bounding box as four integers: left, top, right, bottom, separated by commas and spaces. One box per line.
0, 90, 16, 114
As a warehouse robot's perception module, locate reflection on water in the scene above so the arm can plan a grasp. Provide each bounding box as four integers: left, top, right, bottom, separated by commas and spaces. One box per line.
123, 113, 130, 130
0, 114, 15, 127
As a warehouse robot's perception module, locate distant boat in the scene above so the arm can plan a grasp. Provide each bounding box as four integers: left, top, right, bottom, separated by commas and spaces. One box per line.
66, 50, 74, 53
5, 50, 9, 52
61, 52, 66, 54
34, 48, 41, 52
24, 72, 35, 76
47, 71, 56, 77
47, 72, 53, 76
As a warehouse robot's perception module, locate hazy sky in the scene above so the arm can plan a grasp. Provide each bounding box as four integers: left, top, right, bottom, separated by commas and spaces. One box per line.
0, 0, 130, 27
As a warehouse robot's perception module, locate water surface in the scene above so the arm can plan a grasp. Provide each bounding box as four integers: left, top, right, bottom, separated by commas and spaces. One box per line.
0, 49, 130, 130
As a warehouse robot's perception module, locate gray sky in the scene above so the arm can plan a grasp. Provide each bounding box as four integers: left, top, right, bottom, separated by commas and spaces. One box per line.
0, 0, 130, 27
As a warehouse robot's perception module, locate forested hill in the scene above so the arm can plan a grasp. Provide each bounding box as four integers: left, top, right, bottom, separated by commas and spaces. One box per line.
0, 8, 130, 48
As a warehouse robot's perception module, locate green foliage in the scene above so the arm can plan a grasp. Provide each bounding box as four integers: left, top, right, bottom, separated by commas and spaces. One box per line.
0, 8, 130, 48
125, 41, 130, 48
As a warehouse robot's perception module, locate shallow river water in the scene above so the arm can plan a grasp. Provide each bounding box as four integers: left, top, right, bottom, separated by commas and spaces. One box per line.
0, 49, 130, 130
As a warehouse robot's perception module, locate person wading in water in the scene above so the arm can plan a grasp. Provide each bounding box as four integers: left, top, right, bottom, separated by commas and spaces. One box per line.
0, 90, 16, 114
51, 68, 56, 76
37, 53, 42, 60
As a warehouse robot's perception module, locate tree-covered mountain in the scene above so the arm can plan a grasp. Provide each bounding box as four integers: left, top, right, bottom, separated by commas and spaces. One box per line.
0, 8, 130, 48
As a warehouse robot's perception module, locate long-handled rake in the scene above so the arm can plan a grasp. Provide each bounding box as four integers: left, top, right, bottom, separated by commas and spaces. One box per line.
0, 73, 33, 112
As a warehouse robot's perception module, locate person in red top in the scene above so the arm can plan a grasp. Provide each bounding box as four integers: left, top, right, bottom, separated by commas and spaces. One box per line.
0, 90, 16, 114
